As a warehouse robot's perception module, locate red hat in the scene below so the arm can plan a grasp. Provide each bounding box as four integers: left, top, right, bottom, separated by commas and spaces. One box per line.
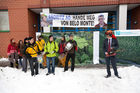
105, 30, 116, 39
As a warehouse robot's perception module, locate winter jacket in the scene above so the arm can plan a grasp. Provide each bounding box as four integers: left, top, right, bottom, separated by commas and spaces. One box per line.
7, 44, 20, 56
65, 40, 77, 54
18, 44, 25, 57
44, 41, 59, 57
103, 38, 119, 53
26, 43, 39, 58
59, 41, 66, 54
36, 39, 45, 52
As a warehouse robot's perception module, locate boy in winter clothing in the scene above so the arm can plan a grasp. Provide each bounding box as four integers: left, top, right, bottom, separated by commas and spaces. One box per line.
26, 37, 40, 76
7, 38, 20, 68
44, 35, 59, 75
64, 34, 77, 72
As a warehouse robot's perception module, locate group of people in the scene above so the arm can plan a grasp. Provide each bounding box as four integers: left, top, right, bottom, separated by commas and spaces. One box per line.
7, 34, 77, 76
7, 30, 121, 78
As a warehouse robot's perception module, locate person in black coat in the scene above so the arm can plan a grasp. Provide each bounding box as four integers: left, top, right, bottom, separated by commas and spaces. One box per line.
22, 37, 30, 72
64, 34, 77, 72
103, 30, 121, 79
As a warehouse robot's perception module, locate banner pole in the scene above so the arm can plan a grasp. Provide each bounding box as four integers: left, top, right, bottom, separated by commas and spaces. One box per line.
93, 31, 100, 64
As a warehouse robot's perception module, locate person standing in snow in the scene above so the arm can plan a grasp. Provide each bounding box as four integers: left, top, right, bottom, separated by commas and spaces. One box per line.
58, 36, 67, 67
58, 36, 66, 54
44, 35, 59, 75
103, 30, 121, 79
7, 38, 20, 68
26, 37, 40, 76
18, 40, 24, 68
36, 35, 46, 68
64, 34, 78, 72
22, 37, 29, 72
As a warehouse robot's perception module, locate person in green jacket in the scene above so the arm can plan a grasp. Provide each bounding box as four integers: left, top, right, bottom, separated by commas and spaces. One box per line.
44, 35, 59, 75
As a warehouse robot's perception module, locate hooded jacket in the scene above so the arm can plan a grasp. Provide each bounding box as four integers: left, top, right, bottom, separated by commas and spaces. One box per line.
44, 41, 59, 57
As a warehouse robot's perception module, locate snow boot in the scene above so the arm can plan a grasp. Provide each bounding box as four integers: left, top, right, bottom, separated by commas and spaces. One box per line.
10, 62, 14, 68
15, 61, 19, 69
105, 75, 111, 78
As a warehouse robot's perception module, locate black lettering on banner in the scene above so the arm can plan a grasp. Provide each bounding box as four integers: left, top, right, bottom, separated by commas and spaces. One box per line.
70, 21, 79, 26
72, 15, 85, 20
86, 15, 95, 20
80, 21, 94, 26
61, 21, 69, 26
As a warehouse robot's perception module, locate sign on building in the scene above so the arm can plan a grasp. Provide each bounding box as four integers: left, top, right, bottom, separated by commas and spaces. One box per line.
40, 13, 108, 28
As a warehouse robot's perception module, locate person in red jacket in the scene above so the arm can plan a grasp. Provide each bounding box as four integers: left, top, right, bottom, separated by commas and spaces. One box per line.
7, 38, 20, 68
59, 36, 66, 54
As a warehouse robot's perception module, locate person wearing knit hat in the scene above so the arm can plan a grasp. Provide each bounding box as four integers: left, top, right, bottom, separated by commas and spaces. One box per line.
105, 30, 117, 39
103, 30, 121, 79
26, 37, 40, 76
44, 35, 59, 75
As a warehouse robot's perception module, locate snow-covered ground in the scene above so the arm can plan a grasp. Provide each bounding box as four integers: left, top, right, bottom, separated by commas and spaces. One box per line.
0, 58, 9, 62
0, 66, 140, 93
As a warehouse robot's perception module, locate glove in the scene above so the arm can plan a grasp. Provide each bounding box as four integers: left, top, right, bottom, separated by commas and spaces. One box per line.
7, 53, 10, 56
45, 52, 49, 54
42, 51, 46, 55
37, 52, 41, 55
18, 52, 20, 55
51, 51, 55, 54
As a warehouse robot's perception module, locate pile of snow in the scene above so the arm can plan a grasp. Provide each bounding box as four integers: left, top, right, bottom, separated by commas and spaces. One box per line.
0, 58, 9, 62
0, 66, 140, 93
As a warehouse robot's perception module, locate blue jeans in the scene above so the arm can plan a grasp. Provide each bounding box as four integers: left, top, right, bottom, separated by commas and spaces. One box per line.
46, 57, 55, 73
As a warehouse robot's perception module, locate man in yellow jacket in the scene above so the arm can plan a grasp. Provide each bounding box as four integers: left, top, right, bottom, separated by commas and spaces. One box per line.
36, 36, 46, 68
44, 35, 59, 75
36, 36, 45, 52
26, 37, 40, 76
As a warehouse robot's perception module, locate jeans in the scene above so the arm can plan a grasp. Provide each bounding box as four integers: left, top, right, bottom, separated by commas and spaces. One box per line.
19, 56, 22, 67
22, 57, 28, 72
46, 57, 55, 74
29, 57, 39, 76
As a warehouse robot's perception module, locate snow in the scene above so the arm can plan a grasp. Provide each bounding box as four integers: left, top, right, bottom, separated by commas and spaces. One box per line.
0, 58, 9, 62
0, 66, 140, 93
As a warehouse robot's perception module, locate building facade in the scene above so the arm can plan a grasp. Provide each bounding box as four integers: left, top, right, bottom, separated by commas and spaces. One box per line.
0, 0, 140, 57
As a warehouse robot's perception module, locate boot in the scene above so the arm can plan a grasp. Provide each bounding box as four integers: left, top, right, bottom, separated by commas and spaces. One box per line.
10, 62, 14, 68
15, 61, 19, 69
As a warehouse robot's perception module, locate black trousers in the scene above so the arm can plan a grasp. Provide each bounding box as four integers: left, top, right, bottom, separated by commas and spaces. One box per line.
105, 56, 118, 76
29, 57, 39, 76
64, 53, 75, 71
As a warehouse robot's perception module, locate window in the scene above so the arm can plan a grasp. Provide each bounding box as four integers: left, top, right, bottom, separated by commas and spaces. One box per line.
0, 10, 10, 32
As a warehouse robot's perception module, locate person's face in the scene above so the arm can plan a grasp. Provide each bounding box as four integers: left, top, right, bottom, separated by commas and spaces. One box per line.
50, 36, 53, 41
38, 37, 42, 41
30, 38, 34, 44
25, 40, 29, 43
20, 41, 23, 44
42, 16, 47, 22
12, 39, 15, 43
106, 35, 111, 39
61, 37, 64, 41
98, 16, 104, 23
70, 36, 73, 40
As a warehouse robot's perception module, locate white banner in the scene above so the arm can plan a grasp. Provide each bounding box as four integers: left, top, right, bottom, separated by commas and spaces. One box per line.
40, 13, 108, 28
114, 30, 140, 36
